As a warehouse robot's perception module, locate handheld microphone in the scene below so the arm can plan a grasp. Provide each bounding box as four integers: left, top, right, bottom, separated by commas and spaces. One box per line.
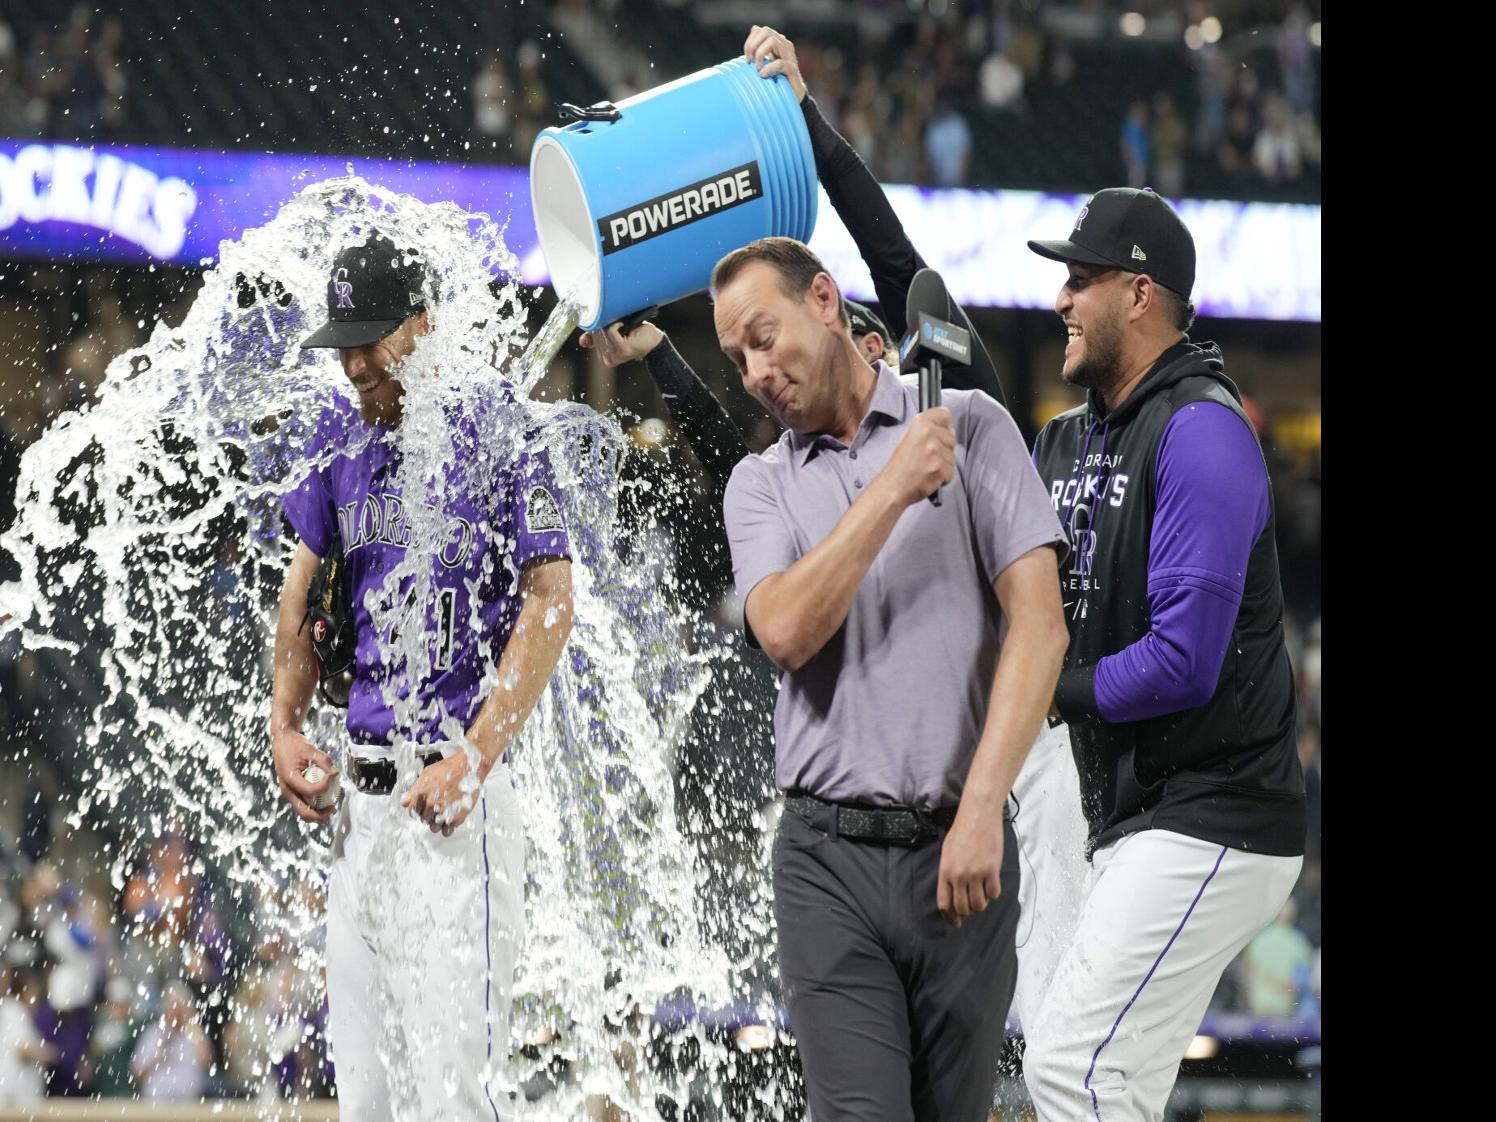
900, 268, 971, 507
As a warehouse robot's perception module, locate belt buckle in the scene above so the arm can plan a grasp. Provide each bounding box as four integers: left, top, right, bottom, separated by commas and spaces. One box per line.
909, 807, 939, 845
349, 756, 380, 793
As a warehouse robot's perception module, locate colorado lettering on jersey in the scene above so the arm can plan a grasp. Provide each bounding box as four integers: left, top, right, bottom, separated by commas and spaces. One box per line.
1050, 471, 1130, 512
597, 162, 762, 255
1050, 459, 1130, 622
337, 492, 476, 570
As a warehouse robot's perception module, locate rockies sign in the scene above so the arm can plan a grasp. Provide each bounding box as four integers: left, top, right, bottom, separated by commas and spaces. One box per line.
597, 162, 763, 255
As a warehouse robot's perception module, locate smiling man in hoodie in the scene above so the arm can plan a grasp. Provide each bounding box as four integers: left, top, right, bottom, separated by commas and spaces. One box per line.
1022, 187, 1306, 1122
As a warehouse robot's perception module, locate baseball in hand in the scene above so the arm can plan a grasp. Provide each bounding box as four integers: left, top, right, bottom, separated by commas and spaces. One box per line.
302, 764, 341, 811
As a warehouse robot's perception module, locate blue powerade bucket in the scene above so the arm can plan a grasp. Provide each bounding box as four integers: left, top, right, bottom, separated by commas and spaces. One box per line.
530, 58, 819, 333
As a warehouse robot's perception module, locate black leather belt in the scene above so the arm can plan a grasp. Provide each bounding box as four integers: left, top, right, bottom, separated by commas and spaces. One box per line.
784, 792, 959, 847
347, 750, 444, 796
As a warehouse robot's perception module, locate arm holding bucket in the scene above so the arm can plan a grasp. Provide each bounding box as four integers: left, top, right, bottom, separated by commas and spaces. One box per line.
746, 26, 1006, 406
580, 324, 750, 489
801, 95, 1006, 406
748, 24, 915, 317
801, 94, 923, 337
643, 337, 750, 487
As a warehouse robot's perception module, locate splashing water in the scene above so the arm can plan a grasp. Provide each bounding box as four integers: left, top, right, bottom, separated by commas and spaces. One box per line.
0, 175, 790, 1117
515, 290, 585, 395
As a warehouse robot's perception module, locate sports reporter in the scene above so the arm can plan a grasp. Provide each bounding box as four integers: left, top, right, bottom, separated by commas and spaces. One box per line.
714, 236, 1068, 1121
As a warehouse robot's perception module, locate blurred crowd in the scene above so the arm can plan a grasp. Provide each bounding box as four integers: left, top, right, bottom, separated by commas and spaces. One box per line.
1181, 4, 1321, 192
0, 782, 332, 1105
470, 0, 1320, 196
471, 42, 556, 165
1213, 608, 1321, 1019
0, 3, 1318, 201
0, 6, 130, 142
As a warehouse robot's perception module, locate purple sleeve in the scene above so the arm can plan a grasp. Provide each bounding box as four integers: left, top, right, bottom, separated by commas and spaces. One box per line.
279, 405, 350, 557
512, 448, 572, 569
1091, 402, 1269, 722
281, 467, 335, 558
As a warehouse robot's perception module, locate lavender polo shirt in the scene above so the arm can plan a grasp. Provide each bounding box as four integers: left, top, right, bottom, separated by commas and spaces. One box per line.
723, 362, 1066, 810
281, 389, 571, 749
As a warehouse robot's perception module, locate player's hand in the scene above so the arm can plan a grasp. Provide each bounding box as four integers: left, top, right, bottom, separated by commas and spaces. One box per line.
271, 729, 337, 825
936, 808, 1004, 929
578, 322, 664, 367
876, 408, 956, 508
745, 25, 806, 102
401, 752, 480, 836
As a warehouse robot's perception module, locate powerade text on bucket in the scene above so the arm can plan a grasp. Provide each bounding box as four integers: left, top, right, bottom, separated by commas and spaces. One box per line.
530, 58, 819, 333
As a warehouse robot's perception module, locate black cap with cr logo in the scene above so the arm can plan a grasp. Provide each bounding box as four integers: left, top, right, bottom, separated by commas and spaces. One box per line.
1028, 187, 1196, 300
300, 233, 430, 350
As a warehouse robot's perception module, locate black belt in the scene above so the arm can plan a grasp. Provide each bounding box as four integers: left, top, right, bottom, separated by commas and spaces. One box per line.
347, 750, 444, 796
784, 792, 959, 847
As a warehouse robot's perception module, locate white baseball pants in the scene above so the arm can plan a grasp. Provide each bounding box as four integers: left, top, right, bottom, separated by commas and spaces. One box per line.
1009, 721, 1090, 1033
1022, 828, 1301, 1122
325, 758, 526, 1121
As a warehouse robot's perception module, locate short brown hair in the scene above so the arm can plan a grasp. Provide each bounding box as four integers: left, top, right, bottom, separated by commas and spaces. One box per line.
1157, 284, 1197, 333
711, 237, 851, 331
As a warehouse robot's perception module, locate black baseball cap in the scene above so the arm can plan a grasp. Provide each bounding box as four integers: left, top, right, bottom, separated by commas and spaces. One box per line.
845, 299, 891, 343
300, 233, 431, 350
1028, 187, 1195, 300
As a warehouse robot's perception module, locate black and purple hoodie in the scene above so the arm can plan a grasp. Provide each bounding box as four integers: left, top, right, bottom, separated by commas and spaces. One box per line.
1032, 339, 1305, 860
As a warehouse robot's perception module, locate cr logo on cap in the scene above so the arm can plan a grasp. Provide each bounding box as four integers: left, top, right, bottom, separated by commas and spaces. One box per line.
333, 268, 354, 309
1074, 205, 1089, 231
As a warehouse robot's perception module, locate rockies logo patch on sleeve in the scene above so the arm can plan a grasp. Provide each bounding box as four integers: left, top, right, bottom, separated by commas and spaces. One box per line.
525, 485, 565, 534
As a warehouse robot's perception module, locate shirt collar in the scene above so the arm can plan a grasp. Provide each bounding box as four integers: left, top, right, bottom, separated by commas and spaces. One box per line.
790, 361, 909, 465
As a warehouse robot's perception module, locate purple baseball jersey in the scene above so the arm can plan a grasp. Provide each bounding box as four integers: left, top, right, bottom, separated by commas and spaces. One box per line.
281, 390, 571, 748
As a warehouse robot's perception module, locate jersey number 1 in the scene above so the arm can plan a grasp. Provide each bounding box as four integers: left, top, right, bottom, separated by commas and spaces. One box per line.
435, 588, 457, 670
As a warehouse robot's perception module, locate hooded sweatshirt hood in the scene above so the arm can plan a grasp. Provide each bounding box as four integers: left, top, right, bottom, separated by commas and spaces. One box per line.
1087, 338, 1230, 425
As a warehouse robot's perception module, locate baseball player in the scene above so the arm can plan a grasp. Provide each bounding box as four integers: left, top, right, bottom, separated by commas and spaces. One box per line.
1022, 188, 1306, 1120
579, 23, 1090, 1034
268, 232, 575, 1120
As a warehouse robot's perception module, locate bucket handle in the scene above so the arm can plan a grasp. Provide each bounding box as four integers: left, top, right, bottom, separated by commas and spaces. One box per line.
556, 100, 621, 123
612, 306, 659, 333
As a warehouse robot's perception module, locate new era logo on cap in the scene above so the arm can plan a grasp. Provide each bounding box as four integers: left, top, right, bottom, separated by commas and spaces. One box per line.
1027, 187, 1196, 300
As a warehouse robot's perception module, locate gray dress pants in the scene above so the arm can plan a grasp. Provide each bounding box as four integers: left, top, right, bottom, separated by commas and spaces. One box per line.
772, 805, 1021, 1122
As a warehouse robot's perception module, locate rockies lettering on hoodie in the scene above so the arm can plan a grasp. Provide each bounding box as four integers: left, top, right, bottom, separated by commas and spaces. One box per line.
1031, 339, 1306, 860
